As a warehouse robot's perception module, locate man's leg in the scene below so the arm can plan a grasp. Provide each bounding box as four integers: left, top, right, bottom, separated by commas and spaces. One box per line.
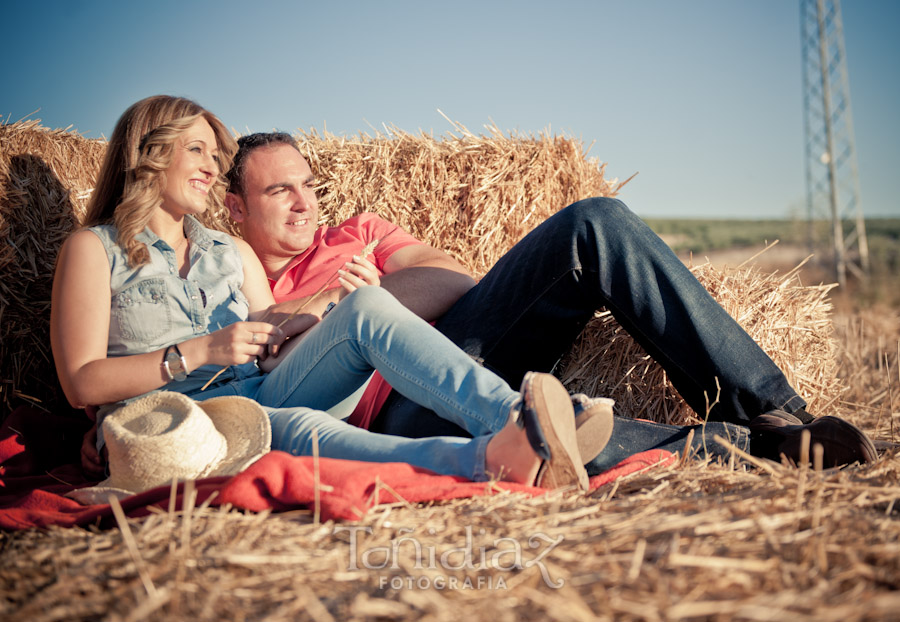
376, 197, 805, 438
585, 418, 750, 474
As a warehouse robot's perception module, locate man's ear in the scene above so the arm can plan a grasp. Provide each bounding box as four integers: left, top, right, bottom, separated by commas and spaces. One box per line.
225, 192, 245, 223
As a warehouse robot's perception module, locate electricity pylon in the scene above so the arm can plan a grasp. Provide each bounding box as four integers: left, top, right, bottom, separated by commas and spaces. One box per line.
800, 0, 868, 287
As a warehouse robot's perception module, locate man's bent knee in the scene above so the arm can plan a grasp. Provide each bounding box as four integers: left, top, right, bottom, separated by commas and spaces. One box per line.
564, 197, 630, 223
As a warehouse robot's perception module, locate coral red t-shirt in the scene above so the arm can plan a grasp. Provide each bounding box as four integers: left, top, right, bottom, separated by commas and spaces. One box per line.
269, 213, 423, 429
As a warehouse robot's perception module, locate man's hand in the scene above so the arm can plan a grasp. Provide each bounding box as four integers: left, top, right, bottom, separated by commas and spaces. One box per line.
338, 254, 381, 292
277, 312, 320, 342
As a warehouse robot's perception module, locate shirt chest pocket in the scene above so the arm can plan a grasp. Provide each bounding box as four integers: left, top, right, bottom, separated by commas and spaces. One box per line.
207, 282, 250, 330
111, 278, 173, 344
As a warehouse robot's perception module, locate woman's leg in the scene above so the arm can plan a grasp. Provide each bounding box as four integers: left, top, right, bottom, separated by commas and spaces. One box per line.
257, 287, 519, 437
265, 405, 492, 481
264, 371, 580, 488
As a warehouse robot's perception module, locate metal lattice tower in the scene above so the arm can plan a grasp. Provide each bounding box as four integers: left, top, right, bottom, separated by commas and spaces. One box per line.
801, 0, 868, 286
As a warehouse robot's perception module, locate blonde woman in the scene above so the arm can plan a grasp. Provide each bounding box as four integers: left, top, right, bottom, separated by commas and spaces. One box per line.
51, 95, 595, 490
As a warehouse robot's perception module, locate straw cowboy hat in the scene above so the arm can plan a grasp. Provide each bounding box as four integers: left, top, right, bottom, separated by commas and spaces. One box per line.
68, 391, 271, 505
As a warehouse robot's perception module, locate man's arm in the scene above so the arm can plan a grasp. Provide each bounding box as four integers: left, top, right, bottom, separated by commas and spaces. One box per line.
379, 244, 476, 321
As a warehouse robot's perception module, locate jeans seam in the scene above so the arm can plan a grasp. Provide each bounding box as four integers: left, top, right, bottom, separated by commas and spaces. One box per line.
779, 394, 808, 414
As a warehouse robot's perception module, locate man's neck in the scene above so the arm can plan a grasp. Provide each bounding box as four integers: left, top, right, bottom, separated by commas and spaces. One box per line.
260, 253, 300, 282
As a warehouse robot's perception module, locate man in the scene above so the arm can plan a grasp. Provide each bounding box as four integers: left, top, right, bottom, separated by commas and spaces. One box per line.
225, 132, 876, 472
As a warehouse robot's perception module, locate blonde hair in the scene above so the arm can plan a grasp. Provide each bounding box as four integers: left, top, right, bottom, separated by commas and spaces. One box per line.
84, 95, 237, 267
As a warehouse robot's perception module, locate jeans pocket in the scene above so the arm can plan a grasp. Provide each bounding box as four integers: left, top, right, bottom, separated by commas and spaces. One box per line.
111, 278, 173, 343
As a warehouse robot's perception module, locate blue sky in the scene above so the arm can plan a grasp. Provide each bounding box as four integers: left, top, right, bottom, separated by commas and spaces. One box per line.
3, 0, 898, 219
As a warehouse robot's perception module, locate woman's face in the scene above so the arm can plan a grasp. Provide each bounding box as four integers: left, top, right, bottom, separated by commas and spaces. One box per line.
159, 116, 220, 218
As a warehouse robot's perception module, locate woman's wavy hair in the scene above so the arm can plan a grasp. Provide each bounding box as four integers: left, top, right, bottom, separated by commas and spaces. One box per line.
84, 95, 237, 267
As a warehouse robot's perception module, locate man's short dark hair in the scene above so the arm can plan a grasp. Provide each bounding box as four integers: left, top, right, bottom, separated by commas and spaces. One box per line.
226, 132, 300, 196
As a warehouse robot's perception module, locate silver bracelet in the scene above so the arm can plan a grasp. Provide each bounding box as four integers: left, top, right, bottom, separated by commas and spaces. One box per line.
162, 343, 188, 382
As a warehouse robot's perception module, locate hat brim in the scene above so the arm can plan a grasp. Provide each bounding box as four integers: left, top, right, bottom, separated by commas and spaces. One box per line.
67, 394, 271, 505
197, 395, 271, 477
66, 485, 138, 506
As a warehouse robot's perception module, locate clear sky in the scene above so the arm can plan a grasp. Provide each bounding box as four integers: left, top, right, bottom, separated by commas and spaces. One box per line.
3, 0, 898, 219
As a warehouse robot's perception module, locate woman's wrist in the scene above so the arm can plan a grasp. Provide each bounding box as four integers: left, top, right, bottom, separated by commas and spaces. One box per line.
161, 344, 188, 381
175, 335, 207, 375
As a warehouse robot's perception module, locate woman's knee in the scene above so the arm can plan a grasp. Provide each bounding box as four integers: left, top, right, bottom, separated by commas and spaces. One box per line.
338, 286, 398, 314
331, 287, 413, 335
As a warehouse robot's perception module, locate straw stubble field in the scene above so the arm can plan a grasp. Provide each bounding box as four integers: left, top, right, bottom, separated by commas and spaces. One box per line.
1, 120, 899, 621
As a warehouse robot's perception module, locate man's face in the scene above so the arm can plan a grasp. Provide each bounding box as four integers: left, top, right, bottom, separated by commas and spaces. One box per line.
227, 143, 320, 267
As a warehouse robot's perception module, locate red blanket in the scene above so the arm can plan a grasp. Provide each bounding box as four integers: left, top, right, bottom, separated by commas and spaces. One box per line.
1, 405, 675, 529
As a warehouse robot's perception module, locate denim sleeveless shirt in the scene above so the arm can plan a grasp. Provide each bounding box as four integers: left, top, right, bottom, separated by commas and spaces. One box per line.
89, 216, 263, 397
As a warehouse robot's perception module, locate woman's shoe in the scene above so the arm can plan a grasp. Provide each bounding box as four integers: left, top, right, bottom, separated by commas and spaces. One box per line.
571, 394, 615, 463
520, 372, 590, 490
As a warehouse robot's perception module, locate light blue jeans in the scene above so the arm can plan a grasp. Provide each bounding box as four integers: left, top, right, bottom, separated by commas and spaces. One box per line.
189, 287, 521, 481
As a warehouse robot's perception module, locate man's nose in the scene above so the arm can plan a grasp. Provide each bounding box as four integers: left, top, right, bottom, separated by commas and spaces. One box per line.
291, 191, 311, 210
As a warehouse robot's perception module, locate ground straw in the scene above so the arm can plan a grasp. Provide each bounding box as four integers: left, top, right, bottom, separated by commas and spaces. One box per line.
3, 450, 899, 621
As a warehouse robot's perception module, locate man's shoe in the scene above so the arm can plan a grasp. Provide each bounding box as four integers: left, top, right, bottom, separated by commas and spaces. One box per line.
749, 410, 877, 467
571, 394, 615, 463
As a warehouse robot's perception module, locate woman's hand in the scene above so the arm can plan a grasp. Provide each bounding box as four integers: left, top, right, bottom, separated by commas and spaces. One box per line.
202, 321, 286, 366
338, 254, 380, 293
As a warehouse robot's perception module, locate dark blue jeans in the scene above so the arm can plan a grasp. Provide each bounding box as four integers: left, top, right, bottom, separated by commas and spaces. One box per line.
372, 198, 805, 473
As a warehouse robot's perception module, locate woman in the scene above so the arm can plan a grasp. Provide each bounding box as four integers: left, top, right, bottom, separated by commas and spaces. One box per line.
50, 95, 594, 489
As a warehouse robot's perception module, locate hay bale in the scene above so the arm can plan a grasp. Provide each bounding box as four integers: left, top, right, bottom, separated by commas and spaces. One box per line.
0, 120, 106, 414
292, 118, 627, 277
0, 118, 841, 425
